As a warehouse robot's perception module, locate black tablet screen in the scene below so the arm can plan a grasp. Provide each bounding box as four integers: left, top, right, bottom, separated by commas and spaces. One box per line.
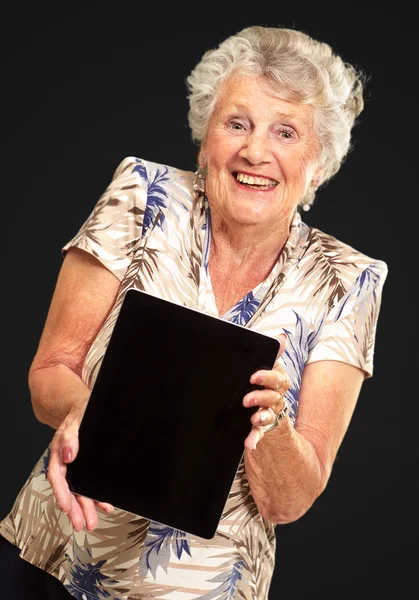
66, 288, 280, 539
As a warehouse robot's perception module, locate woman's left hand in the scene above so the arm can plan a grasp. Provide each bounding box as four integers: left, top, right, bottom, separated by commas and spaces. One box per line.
243, 334, 290, 451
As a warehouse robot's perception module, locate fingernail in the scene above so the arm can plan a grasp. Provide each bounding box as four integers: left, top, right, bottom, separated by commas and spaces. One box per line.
62, 448, 72, 463
245, 397, 256, 407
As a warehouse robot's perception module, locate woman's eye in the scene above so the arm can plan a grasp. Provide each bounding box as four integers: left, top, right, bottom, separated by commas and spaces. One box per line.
229, 121, 245, 131
278, 128, 295, 140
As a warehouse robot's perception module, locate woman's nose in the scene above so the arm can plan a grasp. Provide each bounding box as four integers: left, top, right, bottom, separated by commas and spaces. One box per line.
239, 132, 272, 164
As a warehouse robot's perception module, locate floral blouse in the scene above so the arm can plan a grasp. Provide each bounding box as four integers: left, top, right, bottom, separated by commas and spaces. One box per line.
0, 157, 388, 599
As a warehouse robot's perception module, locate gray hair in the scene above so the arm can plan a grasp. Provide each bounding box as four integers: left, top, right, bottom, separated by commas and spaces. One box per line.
186, 26, 365, 207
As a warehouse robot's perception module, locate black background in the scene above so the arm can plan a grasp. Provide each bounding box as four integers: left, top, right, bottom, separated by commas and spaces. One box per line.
2, 5, 416, 598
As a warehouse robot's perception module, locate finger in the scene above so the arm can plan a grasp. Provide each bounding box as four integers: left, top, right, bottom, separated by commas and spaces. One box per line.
59, 420, 80, 465
68, 494, 87, 532
48, 444, 73, 515
276, 333, 287, 359
76, 495, 98, 531
49, 474, 73, 515
244, 426, 264, 452
250, 368, 290, 395
243, 389, 281, 409
250, 407, 276, 427
95, 501, 115, 514
48, 417, 80, 515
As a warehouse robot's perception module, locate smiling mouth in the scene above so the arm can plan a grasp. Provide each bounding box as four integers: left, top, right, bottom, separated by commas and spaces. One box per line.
234, 172, 279, 190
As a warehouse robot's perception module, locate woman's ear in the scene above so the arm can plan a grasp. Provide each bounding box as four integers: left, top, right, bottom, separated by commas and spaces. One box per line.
311, 164, 325, 188
197, 144, 207, 167
199, 153, 207, 168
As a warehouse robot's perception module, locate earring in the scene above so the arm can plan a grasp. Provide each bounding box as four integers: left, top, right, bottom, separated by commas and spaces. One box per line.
193, 165, 208, 198
300, 185, 316, 212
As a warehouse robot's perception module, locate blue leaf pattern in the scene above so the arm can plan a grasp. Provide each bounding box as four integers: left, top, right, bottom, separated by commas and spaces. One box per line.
138, 523, 191, 579
198, 560, 245, 599
37, 447, 50, 477
141, 167, 171, 237
283, 310, 324, 419
336, 265, 380, 321
227, 292, 260, 324
132, 159, 147, 181
64, 537, 117, 599
174, 530, 191, 559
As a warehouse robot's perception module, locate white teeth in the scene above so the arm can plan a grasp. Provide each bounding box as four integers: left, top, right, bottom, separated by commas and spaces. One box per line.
236, 173, 277, 186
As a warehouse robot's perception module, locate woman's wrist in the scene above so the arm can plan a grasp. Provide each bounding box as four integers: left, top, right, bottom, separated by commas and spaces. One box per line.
259, 401, 289, 434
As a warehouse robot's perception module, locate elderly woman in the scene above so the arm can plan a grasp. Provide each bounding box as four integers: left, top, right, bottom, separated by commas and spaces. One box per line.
0, 25, 387, 600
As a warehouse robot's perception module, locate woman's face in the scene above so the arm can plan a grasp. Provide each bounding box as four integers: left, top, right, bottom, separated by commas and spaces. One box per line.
201, 75, 323, 230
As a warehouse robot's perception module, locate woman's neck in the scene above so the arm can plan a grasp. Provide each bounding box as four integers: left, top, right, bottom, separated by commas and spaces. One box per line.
209, 212, 292, 275
208, 213, 292, 315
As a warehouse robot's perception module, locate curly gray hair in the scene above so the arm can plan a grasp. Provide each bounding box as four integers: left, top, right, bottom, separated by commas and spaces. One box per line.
186, 26, 365, 208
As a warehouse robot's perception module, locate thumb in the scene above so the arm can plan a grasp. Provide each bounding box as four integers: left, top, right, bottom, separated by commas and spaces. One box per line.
62, 443, 78, 464
276, 333, 287, 360
60, 416, 80, 465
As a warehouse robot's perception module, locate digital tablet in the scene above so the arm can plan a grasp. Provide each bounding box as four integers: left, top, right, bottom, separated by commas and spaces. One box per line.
66, 288, 280, 539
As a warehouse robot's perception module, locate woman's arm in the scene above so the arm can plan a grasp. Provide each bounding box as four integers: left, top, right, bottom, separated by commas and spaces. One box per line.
27, 246, 121, 531
28, 247, 121, 428
244, 360, 365, 524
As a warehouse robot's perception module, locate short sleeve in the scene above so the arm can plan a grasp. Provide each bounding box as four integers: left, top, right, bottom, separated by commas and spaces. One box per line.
62, 156, 148, 281
306, 260, 388, 378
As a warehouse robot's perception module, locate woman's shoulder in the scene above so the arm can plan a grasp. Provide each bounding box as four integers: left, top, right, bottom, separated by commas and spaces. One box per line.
301, 220, 388, 286
112, 156, 195, 189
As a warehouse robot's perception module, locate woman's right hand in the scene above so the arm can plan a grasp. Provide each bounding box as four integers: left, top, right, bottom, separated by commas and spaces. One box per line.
47, 407, 114, 532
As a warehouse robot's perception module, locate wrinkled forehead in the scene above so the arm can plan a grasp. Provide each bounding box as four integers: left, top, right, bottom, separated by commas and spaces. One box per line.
213, 74, 316, 125
218, 71, 311, 105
